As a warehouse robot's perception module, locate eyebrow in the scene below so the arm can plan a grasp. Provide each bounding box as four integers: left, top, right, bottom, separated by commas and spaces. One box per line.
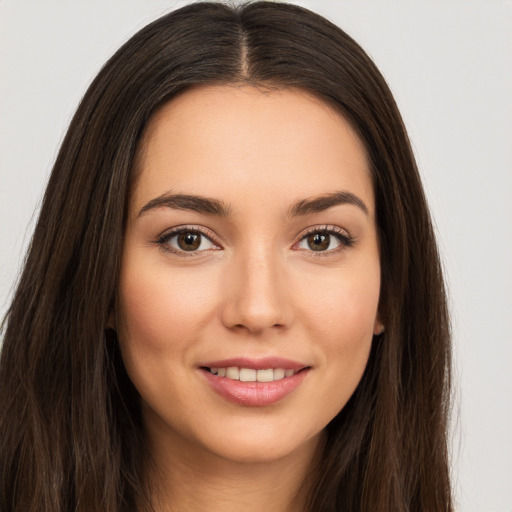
287, 191, 369, 217
138, 190, 368, 218
138, 192, 231, 217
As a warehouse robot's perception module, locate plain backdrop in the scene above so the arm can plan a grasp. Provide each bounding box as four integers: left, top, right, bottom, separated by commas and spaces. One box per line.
1, 1, 511, 511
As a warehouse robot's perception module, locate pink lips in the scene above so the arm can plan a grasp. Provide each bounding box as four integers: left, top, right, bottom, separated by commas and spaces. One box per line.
198, 357, 310, 407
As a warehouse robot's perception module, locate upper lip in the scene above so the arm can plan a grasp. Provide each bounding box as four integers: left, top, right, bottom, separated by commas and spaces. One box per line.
198, 357, 309, 371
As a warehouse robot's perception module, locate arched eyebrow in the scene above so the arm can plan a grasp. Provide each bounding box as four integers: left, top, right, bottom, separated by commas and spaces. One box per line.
138, 192, 231, 217
138, 190, 368, 218
287, 191, 369, 217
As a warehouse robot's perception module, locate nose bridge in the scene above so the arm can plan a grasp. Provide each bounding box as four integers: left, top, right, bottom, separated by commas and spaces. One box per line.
221, 239, 290, 333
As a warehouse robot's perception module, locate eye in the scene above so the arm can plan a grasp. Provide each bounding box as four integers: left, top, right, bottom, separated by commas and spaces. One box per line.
296, 227, 354, 253
156, 227, 220, 255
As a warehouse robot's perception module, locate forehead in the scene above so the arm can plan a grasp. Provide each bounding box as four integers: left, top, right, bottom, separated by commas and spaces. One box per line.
132, 84, 373, 216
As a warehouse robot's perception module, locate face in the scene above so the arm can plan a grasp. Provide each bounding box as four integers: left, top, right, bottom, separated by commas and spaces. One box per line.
117, 85, 382, 465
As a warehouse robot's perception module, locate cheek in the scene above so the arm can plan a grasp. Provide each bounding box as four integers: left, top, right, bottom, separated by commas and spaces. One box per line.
296, 262, 380, 402
323, 284, 378, 342
117, 262, 217, 353
115, 261, 220, 411
299, 264, 380, 344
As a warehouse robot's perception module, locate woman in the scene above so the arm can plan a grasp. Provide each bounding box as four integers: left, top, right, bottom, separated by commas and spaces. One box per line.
0, 2, 452, 511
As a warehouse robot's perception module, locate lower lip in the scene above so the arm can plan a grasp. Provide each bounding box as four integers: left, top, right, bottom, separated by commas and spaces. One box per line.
200, 368, 310, 406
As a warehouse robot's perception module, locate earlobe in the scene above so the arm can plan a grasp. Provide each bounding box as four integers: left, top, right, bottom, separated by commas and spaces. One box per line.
373, 319, 385, 336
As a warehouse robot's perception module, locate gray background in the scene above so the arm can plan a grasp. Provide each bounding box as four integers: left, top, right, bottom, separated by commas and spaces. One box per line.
1, 1, 511, 510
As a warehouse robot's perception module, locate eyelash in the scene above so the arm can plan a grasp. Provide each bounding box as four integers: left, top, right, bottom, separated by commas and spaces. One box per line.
154, 225, 221, 257
154, 224, 355, 257
296, 225, 355, 257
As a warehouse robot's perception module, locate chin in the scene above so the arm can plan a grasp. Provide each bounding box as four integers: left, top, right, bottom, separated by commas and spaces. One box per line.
196, 421, 325, 466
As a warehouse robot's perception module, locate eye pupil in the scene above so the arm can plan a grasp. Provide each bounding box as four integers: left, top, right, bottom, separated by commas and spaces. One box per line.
308, 233, 330, 251
178, 232, 201, 251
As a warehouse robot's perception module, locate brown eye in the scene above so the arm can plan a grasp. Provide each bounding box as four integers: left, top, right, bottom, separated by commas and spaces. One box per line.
307, 233, 331, 251
177, 231, 201, 251
297, 228, 351, 253
161, 229, 217, 254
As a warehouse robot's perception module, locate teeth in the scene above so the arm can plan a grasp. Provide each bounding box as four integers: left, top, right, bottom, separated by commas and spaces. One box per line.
239, 368, 257, 382
208, 366, 299, 382
226, 367, 240, 380
273, 368, 285, 380
257, 369, 274, 382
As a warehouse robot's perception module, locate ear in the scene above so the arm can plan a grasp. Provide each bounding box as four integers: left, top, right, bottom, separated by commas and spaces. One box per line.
373, 316, 385, 336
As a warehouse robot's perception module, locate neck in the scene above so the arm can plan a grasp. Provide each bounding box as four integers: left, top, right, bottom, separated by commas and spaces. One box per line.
144, 421, 324, 512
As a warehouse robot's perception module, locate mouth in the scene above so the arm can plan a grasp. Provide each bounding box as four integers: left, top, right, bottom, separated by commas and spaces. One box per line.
200, 366, 307, 382
198, 357, 311, 406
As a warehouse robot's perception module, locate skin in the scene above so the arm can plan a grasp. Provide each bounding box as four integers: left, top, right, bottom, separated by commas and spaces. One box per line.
116, 85, 383, 512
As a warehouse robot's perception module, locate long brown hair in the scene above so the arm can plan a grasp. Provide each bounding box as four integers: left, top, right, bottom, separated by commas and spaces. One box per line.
0, 2, 452, 511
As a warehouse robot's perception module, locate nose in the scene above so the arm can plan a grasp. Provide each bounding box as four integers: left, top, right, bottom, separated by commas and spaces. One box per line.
220, 247, 293, 335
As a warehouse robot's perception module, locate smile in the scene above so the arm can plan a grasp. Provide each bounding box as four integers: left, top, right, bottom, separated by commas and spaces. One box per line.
206, 367, 298, 382
199, 358, 311, 406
